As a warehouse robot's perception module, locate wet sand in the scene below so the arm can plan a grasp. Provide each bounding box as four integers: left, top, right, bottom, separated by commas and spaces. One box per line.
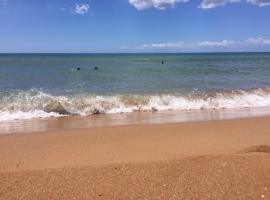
1, 116, 270, 199
2, 107, 270, 135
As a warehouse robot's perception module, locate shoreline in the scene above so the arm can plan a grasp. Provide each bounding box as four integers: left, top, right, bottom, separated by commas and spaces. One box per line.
1, 106, 270, 135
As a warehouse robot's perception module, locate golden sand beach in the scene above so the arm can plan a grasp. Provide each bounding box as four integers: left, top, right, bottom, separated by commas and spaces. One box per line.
1, 116, 270, 199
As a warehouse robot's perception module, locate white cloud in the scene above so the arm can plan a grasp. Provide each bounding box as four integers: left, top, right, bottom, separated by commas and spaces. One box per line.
60, 8, 66, 11
121, 38, 270, 52
152, 42, 186, 48
71, 3, 90, 14
129, 0, 188, 10
197, 40, 237, 46
135, 40, 237, 50
246, 38, 270, 45
198, 0, 240, 9
247, 0, 270, 6
136, 42, 187, 50
128, 0, 270, 9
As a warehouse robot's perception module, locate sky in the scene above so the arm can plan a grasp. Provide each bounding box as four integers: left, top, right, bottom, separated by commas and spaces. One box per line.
0, 0, 270, 53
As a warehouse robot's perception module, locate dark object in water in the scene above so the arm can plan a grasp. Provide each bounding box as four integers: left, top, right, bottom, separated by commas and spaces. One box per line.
77, 67, 81, 70
161, 61, 164, 64
94, 66, 98, 70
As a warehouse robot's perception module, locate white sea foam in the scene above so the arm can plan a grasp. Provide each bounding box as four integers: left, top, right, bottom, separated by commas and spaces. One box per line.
0, 111, 62, 121
1, 88, 270, 121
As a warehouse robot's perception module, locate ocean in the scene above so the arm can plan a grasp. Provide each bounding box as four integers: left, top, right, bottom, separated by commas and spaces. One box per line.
1, 53, 270, 122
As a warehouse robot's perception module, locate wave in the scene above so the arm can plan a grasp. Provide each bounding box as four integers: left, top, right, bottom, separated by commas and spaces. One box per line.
1, 88, 270, 121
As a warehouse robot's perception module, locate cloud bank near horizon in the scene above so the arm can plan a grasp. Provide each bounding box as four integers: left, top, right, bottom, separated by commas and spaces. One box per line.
246, 38, 270, 45
120, 38, 270, 51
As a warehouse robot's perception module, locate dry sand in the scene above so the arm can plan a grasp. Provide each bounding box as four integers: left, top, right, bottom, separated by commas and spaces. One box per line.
1, 117, 270, 199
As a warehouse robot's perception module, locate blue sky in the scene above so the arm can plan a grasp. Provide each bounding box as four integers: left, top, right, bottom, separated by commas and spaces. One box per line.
1, 0, 270, 53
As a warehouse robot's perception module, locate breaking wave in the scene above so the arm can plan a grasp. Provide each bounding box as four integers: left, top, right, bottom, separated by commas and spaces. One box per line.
1, 88, 270, 121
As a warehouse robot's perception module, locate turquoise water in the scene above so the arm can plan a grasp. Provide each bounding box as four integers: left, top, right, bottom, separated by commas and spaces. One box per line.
1, 53, 270, 121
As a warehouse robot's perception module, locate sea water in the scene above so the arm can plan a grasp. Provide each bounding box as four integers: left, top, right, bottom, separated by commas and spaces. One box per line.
1, 53, 270, 121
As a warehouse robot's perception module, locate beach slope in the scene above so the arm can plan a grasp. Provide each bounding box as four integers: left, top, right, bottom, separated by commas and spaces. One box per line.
1, 117, 270, 199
